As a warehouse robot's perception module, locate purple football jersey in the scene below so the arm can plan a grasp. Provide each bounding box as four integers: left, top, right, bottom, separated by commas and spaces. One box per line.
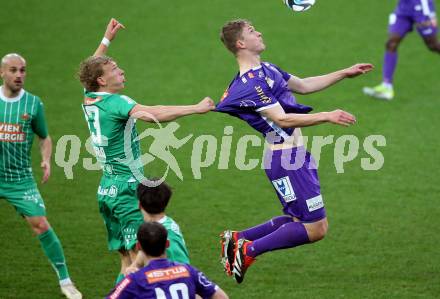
107, 259, 218, 299
396, 0, 436, 17
216, 62, 312, 144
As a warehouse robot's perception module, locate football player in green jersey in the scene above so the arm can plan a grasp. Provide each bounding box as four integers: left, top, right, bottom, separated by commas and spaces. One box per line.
0, 54, 82, 299
78, 19, 214, 284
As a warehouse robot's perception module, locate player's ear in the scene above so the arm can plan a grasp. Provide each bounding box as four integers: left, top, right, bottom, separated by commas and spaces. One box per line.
236, 39, 246, 50
165, 240, 170, 249
97, 76, 106, 87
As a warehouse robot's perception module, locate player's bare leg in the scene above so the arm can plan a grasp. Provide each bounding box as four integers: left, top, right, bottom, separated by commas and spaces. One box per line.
363, 34, 402, 100
25, 216, 82, 299
423, 35, 440, 53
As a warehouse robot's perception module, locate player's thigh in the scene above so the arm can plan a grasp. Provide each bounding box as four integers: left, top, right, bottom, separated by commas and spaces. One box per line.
264, 148, 326, 223
100, 179, 143, 251
415, 16, 438, 42
0, 179, 46, 217
113, 180, 143, 250
388, 13, 413, 40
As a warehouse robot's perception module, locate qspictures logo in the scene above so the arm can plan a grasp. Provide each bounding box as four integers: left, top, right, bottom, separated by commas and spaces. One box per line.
0, 122, 26, 142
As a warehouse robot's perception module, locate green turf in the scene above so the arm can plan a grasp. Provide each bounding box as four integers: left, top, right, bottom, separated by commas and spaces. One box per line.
1, 0, 439, 298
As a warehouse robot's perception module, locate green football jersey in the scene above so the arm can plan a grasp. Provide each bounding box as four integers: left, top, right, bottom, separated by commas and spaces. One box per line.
0, 88, 48, 182
82, 91, 143, 177
160, 216, 190, 264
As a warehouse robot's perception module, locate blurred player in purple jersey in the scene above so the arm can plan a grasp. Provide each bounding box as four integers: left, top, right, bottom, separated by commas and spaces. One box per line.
107, 222, 228, 299
216, 19, 373, 283
363, 0, 439, 100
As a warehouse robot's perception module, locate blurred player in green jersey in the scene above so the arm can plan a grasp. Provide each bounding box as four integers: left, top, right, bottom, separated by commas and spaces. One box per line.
78, 19, 214, 284
0, 53, 82, 299
125, 180, 190, 275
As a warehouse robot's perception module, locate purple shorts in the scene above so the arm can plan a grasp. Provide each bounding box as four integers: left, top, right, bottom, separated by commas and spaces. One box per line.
264, 147, 326, 222
389, 12, 438, 37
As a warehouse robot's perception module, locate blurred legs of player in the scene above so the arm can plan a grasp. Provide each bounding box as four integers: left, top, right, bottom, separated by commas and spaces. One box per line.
363, 13, 440, 101
363, 13, 439, 101
2, 181, 82, 299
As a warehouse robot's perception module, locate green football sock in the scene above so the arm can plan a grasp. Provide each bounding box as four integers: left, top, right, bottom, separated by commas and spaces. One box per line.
38, 228, 70, 281
115, 273, 125, 285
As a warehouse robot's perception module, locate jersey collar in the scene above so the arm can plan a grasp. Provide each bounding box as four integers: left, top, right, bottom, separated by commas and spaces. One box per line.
0, 86, 24, 103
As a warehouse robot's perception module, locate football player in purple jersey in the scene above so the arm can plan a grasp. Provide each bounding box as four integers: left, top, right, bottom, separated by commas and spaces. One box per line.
107, 222, 228, 299
216, 19, 373, 283
363, 0, 439, 100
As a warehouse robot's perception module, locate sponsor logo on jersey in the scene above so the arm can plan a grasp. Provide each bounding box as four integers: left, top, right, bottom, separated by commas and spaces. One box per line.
241, 76, 248, 84
145, 266, 190, 283
306, 195, 324, 212
83, 96, 102, 105
254, 85, 272, 104
272, 176, 296, 202
265, 77, 275, 89
109, 277, 131, 299
0, 122, 26, 142
239, 100, 257, 107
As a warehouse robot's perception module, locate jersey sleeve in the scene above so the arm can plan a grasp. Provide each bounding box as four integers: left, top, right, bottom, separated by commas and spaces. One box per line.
31, 99, 49, 138
269, 63, 292, 82
189, 266, 218, 299
110, 95, 137, 120
106, 276, 138, 299
166, 231, 190, 264
216, 78, 280, 113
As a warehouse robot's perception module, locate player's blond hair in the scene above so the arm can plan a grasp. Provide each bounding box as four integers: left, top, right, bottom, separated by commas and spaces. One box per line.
1, 53, 26, 68
220, 19, 251, 55
78, 56, 114, 92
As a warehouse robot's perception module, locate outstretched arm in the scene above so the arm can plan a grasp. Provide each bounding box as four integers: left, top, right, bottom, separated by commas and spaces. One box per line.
260, 103, 356, 128
93, 18, 125, 57
288, 63, 374, 94
129, 97, 215, 122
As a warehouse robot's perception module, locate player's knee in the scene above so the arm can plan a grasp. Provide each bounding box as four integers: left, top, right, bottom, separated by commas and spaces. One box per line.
30, 217, 50, 235
308, 219, 328, 242
425, 40, 440, 52
386, 39, 399, 52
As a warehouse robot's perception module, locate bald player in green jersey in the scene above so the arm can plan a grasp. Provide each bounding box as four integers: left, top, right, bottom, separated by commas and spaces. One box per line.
78, 19, 215, 284
0, 53, 82, 299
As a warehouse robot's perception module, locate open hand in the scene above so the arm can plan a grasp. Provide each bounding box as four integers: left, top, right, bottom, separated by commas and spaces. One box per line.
344, 63, 374, 78
326, 109, 356, 126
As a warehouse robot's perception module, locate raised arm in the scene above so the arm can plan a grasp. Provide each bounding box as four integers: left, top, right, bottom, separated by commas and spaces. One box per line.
129, 97, 215, 122
260, 103, 356, 128
93, 18, 125, 57
287, 63, 373, 94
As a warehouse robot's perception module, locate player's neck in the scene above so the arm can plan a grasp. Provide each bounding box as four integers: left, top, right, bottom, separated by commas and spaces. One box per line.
237, 53, 261, 76
142, 212, 166, 223
97, 87, 118, 94
146, 253, 167, 261
1, 85, 22, 98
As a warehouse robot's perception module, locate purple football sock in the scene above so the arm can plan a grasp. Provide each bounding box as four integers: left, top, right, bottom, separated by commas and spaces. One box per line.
246, 222, 310, 258
238, 216, 293, 241
383, 51, 398, 84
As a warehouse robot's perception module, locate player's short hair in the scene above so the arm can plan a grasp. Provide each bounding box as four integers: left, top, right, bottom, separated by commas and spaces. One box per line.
137, 222, 168, 257
220, 19, 252, 54
1, 53, 26, 68
78, 56, 114, 92
137, 180, 173, 214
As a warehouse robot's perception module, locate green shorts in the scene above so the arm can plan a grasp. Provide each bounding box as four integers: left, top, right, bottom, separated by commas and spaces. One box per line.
0, 179, 46, 217
97, 175, 143, 251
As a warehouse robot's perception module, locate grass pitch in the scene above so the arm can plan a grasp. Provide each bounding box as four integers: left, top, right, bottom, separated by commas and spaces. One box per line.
0, 0, 439, 298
